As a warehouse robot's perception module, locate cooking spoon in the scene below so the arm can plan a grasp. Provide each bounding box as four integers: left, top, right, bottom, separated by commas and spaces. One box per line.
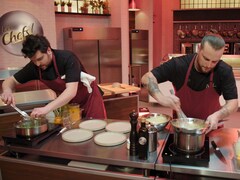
169, 89, 187, 119
10, 104, 30, 119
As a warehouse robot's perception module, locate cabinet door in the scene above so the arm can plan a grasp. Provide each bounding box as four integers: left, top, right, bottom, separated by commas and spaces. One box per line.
99, 39, 122, 83
72, 40, 99, 83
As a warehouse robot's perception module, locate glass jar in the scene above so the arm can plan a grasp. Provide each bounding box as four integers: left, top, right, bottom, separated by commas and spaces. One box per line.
68, 103, 81, 123
62, 111, 72, 129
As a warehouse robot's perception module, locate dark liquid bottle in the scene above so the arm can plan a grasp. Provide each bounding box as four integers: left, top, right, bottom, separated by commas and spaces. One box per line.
129, 110, 138, 156
138, 120, 148, 160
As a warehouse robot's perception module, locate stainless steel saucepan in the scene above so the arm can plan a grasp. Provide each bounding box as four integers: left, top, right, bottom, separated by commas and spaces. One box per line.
171, 118, 209, 153
15, 117, 48, 137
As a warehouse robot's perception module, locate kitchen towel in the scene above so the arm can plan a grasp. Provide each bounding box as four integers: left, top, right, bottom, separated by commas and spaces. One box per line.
80, 72, 96, 93
61, 72, 96, 93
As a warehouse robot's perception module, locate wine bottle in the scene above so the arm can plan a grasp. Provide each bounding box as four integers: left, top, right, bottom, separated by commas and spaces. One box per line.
138, 119, 148, 160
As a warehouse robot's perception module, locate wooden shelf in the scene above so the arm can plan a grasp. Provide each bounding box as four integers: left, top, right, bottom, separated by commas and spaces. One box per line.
55, 11, 111, 16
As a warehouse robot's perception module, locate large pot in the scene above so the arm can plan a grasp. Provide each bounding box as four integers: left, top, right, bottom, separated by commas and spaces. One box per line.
15, 118, 48, 137
170, 118, 208, 153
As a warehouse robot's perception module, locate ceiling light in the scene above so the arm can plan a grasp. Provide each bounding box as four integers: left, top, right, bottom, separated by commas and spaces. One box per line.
129, 0, 140, 11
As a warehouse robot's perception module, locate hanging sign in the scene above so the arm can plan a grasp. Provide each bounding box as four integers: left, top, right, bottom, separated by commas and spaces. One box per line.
0, 10, 43, 56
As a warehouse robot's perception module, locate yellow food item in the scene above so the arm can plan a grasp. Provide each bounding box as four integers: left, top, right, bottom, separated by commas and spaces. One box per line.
68, 103, 81, 122
54, 116, 62, 124
146, 115, 168, 125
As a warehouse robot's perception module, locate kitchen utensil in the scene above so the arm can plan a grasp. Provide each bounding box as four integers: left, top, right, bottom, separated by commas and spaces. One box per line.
177, 25, 186, 39
171, 118, 209, 152
185, 25, 191, 38
57, 120, 78, 136
15, 118, 48, 137
141, 113, 172, 131
211, 140, 227, 164
11, 104, 30, 119
198, 25, 205, 38
169, 89, 187, 119
192, 25, 199, 37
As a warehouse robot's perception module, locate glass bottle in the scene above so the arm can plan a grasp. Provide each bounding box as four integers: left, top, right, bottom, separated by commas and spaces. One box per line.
62, 109, 72, 130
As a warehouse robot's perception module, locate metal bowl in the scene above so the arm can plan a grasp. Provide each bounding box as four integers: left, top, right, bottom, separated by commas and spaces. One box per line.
15, 118, 48, 137
141, 113, 172, 131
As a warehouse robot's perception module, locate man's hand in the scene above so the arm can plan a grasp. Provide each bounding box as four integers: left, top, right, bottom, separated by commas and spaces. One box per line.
31, 107, 49, 118
1, 91, 15, 105
205, 113, 220, 133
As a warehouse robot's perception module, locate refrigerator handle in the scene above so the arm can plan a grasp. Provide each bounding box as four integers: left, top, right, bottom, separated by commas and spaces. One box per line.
129, 64, 142, 87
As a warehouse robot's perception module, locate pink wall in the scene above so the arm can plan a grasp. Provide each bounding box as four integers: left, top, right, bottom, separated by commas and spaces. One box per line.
0, 0, 178, 84
153, 0, 180, 67
0, 0, 56, 69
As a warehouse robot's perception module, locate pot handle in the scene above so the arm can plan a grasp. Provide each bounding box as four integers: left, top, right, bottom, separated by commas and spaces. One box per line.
199, 123, 210, 134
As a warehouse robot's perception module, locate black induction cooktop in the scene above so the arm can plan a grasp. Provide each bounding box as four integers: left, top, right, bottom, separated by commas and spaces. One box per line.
162, 134, 210, 167
2, 123, 61, 147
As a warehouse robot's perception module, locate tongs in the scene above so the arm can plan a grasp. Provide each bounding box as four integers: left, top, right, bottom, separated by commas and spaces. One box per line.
10, 104, 30, 119
169, 89, 187, 119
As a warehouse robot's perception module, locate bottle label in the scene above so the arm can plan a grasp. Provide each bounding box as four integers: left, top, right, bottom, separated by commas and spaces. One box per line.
139, 137, 147, 145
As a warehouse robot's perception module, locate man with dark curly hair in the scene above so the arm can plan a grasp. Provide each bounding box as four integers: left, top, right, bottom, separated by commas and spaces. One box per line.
1, 34, 106, 119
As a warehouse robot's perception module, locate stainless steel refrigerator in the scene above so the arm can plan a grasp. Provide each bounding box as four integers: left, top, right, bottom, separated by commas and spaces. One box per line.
129, 29, 149, 102
63, 27, 122, 84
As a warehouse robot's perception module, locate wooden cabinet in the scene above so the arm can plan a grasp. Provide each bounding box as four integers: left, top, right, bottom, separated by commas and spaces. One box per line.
104, 95, 139, 120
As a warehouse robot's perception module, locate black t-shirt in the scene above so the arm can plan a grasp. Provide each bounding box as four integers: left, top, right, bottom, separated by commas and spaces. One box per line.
14, 49, 86, 83
151, 54, 238, 100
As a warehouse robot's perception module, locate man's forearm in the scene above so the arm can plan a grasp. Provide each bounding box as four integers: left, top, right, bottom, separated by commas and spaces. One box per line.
141, 73, 163, 103
2, 77, 18, 93
215, 99, 238, 120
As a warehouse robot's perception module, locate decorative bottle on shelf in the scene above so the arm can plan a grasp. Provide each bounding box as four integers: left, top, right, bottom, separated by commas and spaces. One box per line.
129, 110, 139, 156
138, 119, 148, 160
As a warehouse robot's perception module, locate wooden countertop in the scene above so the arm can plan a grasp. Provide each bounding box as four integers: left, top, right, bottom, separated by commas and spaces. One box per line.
99, 83, 140, 96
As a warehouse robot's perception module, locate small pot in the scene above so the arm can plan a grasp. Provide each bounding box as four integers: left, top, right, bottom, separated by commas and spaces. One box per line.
228, 30, 234, 37
222, 30, 228, 37
171, 118, 208, 153
15, 118, 48, 137
198, 30, 205, 38
192, 25, 199, 37
237, 32, 240, 39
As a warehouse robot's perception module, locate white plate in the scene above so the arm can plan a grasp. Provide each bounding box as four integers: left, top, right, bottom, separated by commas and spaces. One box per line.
94, 132, 127, 146
105, 122, 131, 133
62, 129, 93, 143
79, 119, 107, 131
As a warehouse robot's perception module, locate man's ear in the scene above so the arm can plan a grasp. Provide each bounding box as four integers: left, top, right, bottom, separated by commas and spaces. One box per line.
47, 47, 52, 55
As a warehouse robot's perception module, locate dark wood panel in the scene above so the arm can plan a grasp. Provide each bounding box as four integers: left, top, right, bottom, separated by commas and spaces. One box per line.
0, 158, 138, 180
0, 114, 20, 140
104, 95, 139, 120
174, 8, 240, 21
